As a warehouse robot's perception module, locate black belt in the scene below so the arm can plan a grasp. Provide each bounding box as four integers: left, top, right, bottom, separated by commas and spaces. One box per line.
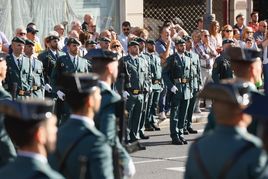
174, 78, 190, 84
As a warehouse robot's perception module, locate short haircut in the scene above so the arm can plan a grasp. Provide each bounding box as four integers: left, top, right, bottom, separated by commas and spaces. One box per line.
4, 116, 43, 147
196, 17, 203, 23
92, 59, 111, 75
251, 11, 258, 17
122, 21, 131, 27
236, 14, 244, 20
65, 92, 90, 112
27, 22, 36, 28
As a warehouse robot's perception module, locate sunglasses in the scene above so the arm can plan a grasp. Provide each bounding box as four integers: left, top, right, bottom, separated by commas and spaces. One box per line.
112, 45, 120, 48
203, 35, 209, 37
246, 31, 254, 34
225, 30, 233, 33
123, 28, 130, 31
19, 32, 26, 35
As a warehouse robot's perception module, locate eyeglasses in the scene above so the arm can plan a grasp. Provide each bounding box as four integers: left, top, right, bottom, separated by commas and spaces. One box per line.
203, 35, 209, 37
225, 30, 233, 33
246, 31, 254, 34
112, 45, 120, 48
123, 28, 130, 31
19, 32, 26, 35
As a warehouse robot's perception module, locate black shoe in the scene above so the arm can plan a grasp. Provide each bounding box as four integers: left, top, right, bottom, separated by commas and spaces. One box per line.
140, 133, 150, 139
171, 138, 183, 145
128, 138, 138, 143
151, 123, 161, 131
179, 136, 188, 144
183, 129, 189, 135
145, 127, 155, 131
187, 127, 198, 134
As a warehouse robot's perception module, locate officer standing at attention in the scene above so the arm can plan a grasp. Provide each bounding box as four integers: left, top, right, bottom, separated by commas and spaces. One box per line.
183, 35, 201, 134
49, 73, 113, 179
0, 53, 16, 168
4, 37, 32, 100
0, 99, 64, 179
118, 40, 148, 142
185, 80, 267, 179
24, 39, 45, 99
144, 39, 162, 131
162, 38, 192, 145
212, 39, 235, 83
91, 49, 135, 178
38, 34, 65, 98
51, 38, 91, 123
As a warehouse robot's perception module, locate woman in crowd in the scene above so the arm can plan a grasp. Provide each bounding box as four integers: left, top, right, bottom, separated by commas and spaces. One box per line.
110, 40, 124, 59
240, 26, 258, 49
209, 20, 222, 53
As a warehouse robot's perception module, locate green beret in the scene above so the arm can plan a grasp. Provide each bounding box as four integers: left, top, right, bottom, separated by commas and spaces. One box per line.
146, 39, 155, 45
182, 35, 192, 42
134, 37, 146, 43
47, 35, 59, 41
99, 37, 111, 42
25, 39, 35, 46
128, 41, 139, 47
91, 49, 118, 61
226, 47, 262, 63
85, 39, 97, 45
57, 73, 99, 94
12, 37, 25, 44
0, 99, 54, 121
67, 38, 81, 46
174, 38, 186, 45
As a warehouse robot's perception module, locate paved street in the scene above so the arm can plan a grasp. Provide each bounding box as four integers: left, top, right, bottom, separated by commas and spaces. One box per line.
131, 112, 208, 179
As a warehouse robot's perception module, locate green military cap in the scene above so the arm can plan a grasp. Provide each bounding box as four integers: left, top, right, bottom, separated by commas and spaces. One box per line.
0, 99, 54, 121
199, 79, 251, 106
67, 37, 81, 46
98, 37, 111, 42
58, 73, 99, 94
91, 49, 118, 61
134, 37, 146, 43
182, 35, 192, 42
47, 35, 59, 41
85, 39, 97, 45
25, 39, 35, 46
146, 39, 155, 45
174, 38, 186, 45
128, 40, 139, 47
12, 37, 25, 44
26, 26, 39, 34
226, 47, 262, 63
0, 53, 6, 61
222, 39, 234, 45
244, 92, 268, 119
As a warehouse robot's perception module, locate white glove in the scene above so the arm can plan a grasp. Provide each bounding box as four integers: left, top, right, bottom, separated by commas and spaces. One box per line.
123, 159, 136, 178
57, 90, 65, 101
171, 85, 178, 94
44, 84, 52, 93
123, 91, 130, 100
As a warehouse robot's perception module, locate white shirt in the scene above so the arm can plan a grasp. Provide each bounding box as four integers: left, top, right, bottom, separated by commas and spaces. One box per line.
100, 81, 111, 90
17, 150, 48, 163
118, 33, 128, 55
70, 114, 95, 127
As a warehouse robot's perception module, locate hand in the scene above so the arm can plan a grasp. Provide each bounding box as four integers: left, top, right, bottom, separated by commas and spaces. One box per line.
57, 90, 65, 101
171, 85, 178, 94
123, 159, 136, 178
44, 84, 52, 93
123, 91, 130, 100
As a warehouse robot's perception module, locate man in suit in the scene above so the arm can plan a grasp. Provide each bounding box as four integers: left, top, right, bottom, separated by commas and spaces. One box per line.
4, 37, 32, 100
0, 99, 64, 179
0, 53, 16, 168
91, 49, 135, 178
49, 73, 114, 179
38, 34, 65, 98
51, 37, 91, 124
185, 80, 267, 179
24, 39, 45, 99
162, 38, 192, 145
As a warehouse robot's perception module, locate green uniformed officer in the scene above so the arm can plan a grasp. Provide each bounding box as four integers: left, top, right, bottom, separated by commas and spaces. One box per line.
49, 73, 114, 179
91, 49, 135, 178
185, 80, 267, 179
0, 53, 16, 168
24, 39, 45, 99
212, 39, 234, 83
99, 37, 111, 50
0, 99, 64, 179
134, 37, 152, 138
162, 38, 192, 145
184, 35, 201, 134
51, 37, 91, 124
117, 40, 147, 142
4, 37, 32, 100
144, 39, 162, 131
38, 34, 65, 98
204, 47, 263, 134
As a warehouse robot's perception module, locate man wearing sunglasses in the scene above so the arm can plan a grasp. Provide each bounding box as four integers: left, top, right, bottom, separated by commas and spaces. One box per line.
118, 21, 131, 55
26, 23, 43, 54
